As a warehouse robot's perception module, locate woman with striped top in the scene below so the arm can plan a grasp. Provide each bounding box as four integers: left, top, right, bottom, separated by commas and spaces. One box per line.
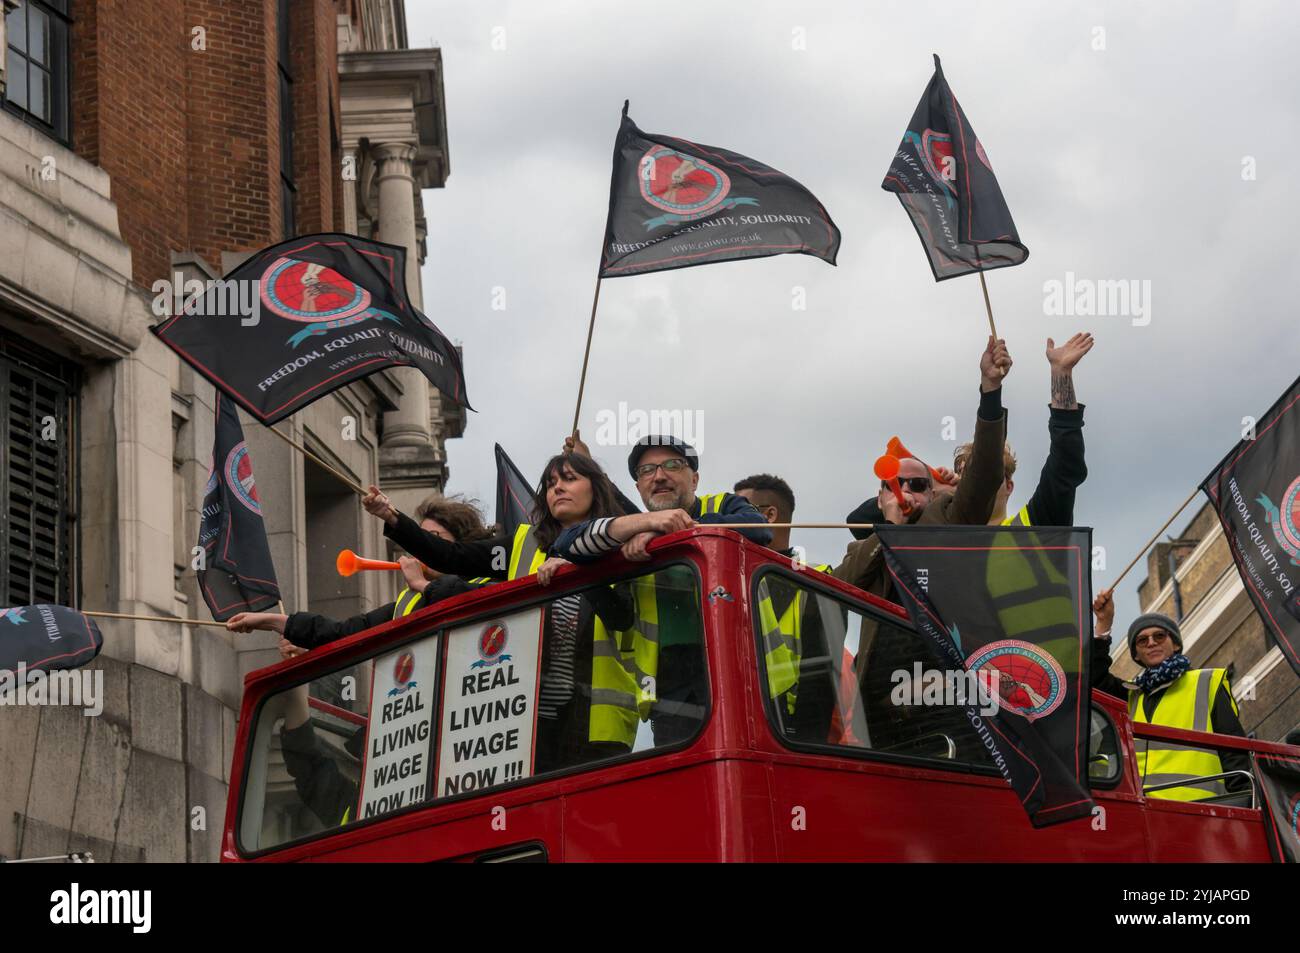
364, 452, 690, 770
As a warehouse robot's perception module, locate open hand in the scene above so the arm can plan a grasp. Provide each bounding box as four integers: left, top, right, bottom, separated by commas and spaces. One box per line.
1046, 332, 1094, 371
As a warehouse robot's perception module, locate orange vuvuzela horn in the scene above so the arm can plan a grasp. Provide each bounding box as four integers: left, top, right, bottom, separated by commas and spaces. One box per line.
886, 435, 946, 483
336, 549, 402, 577
873, 454, 912, 515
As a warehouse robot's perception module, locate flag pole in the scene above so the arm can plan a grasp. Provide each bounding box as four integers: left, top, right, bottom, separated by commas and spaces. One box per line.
83, 609, 230, 629
978, 269, 998, 339
571, 275, 603, 437
691, 523, 876, 530
1104, 486, 1201, 593
264, 423, 366, 496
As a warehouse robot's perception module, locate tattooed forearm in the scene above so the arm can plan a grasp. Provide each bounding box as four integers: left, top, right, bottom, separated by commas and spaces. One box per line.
1050, 369, 1077, 409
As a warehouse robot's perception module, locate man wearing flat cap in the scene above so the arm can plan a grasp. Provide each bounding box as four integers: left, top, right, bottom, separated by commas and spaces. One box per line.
1092, 591, 1249, 801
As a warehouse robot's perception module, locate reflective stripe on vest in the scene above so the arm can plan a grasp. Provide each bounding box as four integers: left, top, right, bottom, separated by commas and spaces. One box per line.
983, 528, 1077, 662
589, 579, 660, 745
465, 576, 494, 588
695, 493, 726, 516
1129, 668, 1233, 801
1001, 506, 1031, 527
760, 565, 833, 716
392, 587, 423, 619
507, 524, 546, 581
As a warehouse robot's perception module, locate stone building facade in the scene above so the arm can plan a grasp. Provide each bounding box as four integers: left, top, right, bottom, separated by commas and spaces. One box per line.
0, 0, 459, 861
1110, 501, 1300, 743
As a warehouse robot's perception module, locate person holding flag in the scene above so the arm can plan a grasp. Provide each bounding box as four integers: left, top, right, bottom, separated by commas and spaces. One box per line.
1091, 594, 1250, 801
225, 495, 494, 648
362, 452, 668, 769
834, 335, 1011, 600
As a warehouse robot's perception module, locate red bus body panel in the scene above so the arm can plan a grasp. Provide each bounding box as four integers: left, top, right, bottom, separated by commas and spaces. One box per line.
222, 528, 1289, 862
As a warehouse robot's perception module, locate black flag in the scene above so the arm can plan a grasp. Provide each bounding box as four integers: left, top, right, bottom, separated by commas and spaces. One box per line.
495, 443, 535, 541
882, 55, 1028, 281
1201, 375, 1300, 679
1255, 753, 1300, 863
152, 233, 469, 424
875, 525, 1094, 827
601, 102, 840, 277
0, 605, 103, 676
198, 393, 281, 621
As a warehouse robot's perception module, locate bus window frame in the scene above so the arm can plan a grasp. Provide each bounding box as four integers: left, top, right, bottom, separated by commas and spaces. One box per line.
234, 557, 709, 859
749, 563, 1005, 779
1086, 701, 1124, 791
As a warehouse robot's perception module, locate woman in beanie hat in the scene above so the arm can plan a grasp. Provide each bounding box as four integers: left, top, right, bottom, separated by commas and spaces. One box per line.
1091, 589, 1249, 801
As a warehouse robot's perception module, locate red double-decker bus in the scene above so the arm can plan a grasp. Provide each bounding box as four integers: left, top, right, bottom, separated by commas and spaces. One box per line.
221, 527, 1292, 862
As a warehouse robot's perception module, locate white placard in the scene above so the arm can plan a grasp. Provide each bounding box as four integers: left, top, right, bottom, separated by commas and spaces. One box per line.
436, 607, 543, 797
357, 633, 439, 820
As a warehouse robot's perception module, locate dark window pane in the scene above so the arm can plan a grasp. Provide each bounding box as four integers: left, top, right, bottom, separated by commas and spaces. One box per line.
8, 56, 28, 110
30, 65, 48, 121
29, 5, 47, 64
7, 4, 25, 55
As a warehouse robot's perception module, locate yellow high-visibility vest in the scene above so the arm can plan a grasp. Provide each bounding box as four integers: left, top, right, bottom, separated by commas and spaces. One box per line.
695, 493, 726, 516
392, 587, 423, 619
1130, 668, 1236, 801
1001, 506, 1031, 527
759, 565, 833, 715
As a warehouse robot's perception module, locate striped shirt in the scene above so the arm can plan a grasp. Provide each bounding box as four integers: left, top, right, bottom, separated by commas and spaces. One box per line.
538, 593, 581, 719
562, 517, 621, 559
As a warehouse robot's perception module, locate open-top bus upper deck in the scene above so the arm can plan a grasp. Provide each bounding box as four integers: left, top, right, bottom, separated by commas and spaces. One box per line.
222, 527, 1294, 862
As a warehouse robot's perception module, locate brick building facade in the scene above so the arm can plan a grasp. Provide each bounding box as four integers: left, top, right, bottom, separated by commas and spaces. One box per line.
0, 0, 459, 861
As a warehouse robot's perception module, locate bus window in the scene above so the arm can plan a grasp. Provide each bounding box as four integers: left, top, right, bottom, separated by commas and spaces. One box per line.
754, 570, 996, 770
238, 565, 705, 854
1088, 704, 1122, 786
240, 660, 372, 853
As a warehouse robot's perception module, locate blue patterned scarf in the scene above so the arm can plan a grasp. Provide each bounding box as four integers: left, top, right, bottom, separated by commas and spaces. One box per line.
1135, 653, 1191, 693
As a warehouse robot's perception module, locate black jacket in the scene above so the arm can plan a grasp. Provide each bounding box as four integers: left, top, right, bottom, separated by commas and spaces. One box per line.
284, 575, 474, 650
846, 404, 1087, 538
281, 721, 359, 828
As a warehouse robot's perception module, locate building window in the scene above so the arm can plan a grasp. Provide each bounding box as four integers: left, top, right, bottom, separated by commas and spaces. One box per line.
0, 330, 78, 607
2, 0, 70, 144
277, 0, 296, 238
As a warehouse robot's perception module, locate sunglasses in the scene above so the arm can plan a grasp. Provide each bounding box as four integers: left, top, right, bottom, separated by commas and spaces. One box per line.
882, 477, 932, 493
1135, 632, 1170, 647
635, 458, 690, 479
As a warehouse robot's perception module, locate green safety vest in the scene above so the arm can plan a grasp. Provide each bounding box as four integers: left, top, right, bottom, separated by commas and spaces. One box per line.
759, 564, 833, 715
1001, 505, 1031, 527
392, 587, 423, 619
1129, 668, 1236, 801
508, 523, 656, 747
694, 493, 726, 516
983, 524, 1078, 666
392, 576, 495, 621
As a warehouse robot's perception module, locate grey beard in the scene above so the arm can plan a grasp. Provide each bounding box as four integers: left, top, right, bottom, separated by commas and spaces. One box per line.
646, 494, 686, 512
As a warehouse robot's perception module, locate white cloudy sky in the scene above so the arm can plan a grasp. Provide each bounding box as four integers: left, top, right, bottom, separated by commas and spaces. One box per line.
407, 0, 1300, 632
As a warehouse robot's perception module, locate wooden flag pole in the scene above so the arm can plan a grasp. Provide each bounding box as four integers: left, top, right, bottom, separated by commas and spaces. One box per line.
571, 275, 604, 437
695, 523, 876, 531
264, 424, 366, 496
83, 609, 230, 629
1104, 486, 1201, 594
978, 269, 999, 340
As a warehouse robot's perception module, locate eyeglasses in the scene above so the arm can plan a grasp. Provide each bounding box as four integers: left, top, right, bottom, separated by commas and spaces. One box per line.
1135, 632, 1169, 647
882, 477, 932, 493
635, 459, 689, 479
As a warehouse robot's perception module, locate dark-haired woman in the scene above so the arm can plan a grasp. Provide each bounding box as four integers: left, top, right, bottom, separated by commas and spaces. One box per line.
362, 452, 691, 770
